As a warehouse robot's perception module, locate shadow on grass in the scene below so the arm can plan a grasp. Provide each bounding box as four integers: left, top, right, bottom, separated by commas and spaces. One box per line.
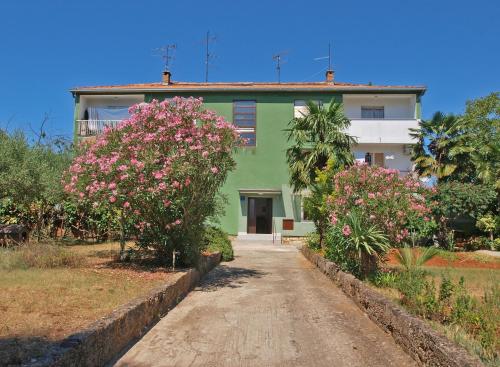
0, 336, 57, 366
197, 264, 266, 292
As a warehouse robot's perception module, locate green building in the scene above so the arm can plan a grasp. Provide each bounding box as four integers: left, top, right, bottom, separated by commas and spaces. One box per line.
71, 70, 426, 239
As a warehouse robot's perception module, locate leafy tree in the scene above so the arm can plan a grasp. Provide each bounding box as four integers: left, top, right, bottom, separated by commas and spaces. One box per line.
410, 112, 472, 182
285, 99, 356, 191
65, 98, 238, 265
0, 129, 72, 239
411, 93, 499, 186
457, 92, 500, 187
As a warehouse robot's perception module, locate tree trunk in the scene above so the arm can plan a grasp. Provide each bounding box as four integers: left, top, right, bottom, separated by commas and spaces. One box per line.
119, 213, 126, 261
360, 252, 378, 278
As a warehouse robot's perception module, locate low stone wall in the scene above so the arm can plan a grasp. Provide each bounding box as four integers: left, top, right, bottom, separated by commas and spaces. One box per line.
31, 253, 221, 367
301, 246, 482, 367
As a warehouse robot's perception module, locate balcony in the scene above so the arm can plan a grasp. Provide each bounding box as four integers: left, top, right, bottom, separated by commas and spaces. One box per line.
347, 119, 419, 144
76, 120, 122, 137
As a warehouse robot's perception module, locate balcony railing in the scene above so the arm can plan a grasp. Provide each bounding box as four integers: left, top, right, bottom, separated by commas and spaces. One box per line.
76, 120, 122, 137
347, 119, 419, 144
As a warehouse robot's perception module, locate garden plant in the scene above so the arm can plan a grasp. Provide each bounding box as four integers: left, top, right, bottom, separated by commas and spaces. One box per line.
65, 97, 238, 265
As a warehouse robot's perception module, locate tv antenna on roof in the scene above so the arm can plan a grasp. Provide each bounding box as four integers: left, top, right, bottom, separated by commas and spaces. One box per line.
153, 44, 177, 71
314, 43, 332, 71
204, 30, 217, 82
272, 51, 288, 83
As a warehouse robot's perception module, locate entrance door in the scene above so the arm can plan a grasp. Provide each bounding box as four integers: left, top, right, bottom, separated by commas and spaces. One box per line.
247, 197, 273, 234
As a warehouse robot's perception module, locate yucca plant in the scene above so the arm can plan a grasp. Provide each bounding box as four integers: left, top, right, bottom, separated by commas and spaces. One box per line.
395, 246, 439, 272
342, 212, 390, 277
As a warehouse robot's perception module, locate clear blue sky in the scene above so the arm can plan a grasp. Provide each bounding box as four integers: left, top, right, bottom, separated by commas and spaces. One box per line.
0, 0, 498, 140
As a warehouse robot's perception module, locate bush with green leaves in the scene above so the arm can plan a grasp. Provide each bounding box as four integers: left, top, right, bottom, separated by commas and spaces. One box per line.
324, 211, 390, 277
65, 98, 238, 265
476, 214, 499, 241
327, 163, 436, 246
201, 226, 233, 261
0, 129, 73, 240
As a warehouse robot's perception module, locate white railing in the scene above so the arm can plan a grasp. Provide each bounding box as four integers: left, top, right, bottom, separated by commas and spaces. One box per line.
347, 119, 419, 144
76, 120, 123, 137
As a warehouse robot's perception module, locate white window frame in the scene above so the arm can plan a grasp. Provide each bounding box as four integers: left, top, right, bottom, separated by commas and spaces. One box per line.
361, 106, 385, 119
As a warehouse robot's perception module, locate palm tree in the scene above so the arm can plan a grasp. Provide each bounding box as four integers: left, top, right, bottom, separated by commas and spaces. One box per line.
410, 112, 473, 182
285, 100, 356, 192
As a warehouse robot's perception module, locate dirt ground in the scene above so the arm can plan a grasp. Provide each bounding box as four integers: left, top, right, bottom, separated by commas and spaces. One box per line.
0, 242, 176, 365
386, 248, 500, 269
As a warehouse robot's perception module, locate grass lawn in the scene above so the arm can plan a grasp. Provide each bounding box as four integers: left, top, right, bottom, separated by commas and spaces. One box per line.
0, 242, 176, 364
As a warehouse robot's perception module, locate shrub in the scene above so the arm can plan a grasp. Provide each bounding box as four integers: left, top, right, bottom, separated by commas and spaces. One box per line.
325, 211, 390, 277
327, 163, 436, 245
202, 226, 233, 261
464, 237, 491, 251
431, 182, 497, 237
369, 269, 399, 288
305, 232, 321, 250
64, 98, 238, 265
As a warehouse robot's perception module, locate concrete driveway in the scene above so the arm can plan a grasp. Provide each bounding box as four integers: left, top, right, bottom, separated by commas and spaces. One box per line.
114, 241, 416, 367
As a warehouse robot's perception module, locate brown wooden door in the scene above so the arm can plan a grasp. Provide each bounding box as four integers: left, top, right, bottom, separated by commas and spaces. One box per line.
374, 152, 385, 167
247, 198, 273, 234
247, 198, 257, 234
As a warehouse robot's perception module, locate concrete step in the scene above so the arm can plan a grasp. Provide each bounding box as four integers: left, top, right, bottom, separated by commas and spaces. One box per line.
236, 233, 281, 242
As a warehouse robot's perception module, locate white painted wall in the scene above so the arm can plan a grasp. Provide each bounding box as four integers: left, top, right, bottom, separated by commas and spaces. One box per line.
353, 143, 413, 175
343, 94, 416, 119
79, 95, 144, 119
347, 119, 419, 144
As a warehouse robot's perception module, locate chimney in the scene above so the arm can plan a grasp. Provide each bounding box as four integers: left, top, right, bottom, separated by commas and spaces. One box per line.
162, 70, 171, 84
325, 69, 334, 83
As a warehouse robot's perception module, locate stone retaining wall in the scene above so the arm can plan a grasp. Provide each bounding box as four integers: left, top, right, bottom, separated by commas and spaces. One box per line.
301, 246, 482, 367
31, 253, 221, 367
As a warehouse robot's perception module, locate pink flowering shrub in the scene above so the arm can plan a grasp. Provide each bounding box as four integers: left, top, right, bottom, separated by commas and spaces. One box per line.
327, 163, 436, 245
64, 97, 238, 264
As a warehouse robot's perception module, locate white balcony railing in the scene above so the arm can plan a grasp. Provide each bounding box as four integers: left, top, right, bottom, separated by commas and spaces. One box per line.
77, 120, 122, 137
347, 119, 419, 144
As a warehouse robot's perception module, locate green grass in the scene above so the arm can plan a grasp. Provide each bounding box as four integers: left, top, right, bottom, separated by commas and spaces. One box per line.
424, 267, 499, 298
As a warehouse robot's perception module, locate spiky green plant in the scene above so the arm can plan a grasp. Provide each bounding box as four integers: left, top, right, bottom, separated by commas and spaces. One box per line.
395, 246, 439, 272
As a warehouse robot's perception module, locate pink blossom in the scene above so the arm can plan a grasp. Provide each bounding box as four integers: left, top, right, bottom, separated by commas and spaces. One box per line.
342, 225, 352, 237
109, 196, 116, 203
329, 214, 338, 225
123, 202, 130, 208
211, 167, 219, 174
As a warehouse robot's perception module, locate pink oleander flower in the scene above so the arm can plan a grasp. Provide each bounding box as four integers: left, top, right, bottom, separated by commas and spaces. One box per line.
211, 167, 219, 174
342, 225, 352, 237
109, 196, 116, 203
329, 214, 338, 225
123, 201, 130, 208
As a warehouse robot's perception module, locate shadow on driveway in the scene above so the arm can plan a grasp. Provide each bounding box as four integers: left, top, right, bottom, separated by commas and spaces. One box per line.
196, 264, 267, 292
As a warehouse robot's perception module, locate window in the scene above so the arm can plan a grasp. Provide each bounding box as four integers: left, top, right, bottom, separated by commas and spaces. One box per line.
233, 100, 256, 146
294, 100, 322, 118
361, 106, 384, 119
356, 152, 385, 167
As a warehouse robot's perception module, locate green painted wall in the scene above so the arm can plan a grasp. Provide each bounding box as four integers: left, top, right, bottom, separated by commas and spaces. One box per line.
74, 89, 422, 236
146, 92, 341, 235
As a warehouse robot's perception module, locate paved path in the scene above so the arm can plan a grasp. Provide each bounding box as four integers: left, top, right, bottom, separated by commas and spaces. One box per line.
114, 241, 416, 367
